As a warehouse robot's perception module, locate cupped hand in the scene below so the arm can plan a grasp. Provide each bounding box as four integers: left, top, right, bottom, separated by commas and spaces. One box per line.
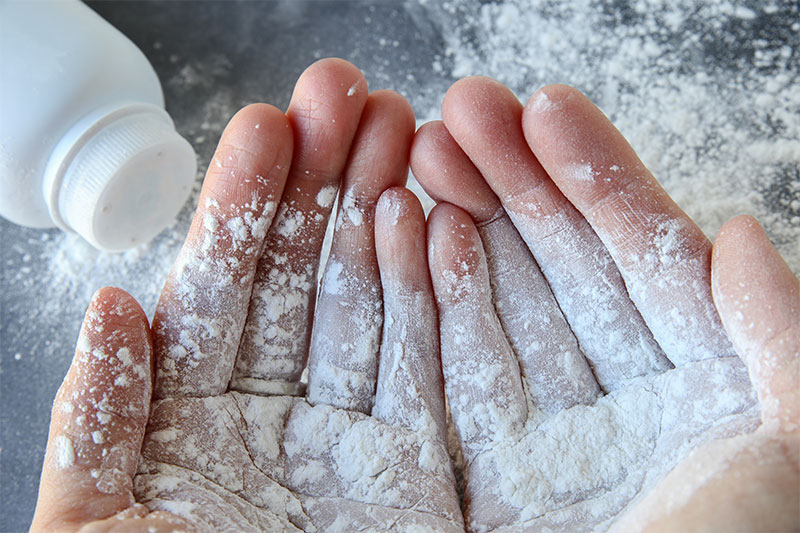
411, 79, 798, 531
31, 59, 462, 533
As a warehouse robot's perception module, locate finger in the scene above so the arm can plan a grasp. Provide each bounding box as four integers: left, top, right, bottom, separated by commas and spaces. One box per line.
411, 121, 505, 222
442, 78, 670, 390
411, 122, 599, 412
153, 103, 293, 398
231, 58, 368, 394
428, 203, 526, 461
306, 90, 416, 413
31, 288, 152, 532
372, 188, 447, 443
712, 215, 800, 431
522, 83, 732, 366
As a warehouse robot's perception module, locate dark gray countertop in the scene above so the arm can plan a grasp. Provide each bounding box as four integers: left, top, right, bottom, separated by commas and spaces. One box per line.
1, 1, 797, 531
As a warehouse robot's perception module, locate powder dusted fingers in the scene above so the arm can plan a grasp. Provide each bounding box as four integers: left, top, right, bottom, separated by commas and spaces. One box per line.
373, 188, 449, 445
428, 203, 528, 529
428, 204, 527, 460
441, 77, 671, 391
523, 84, 734, 367
152, 104, 293, 399
411, 122, 599, 413
33, 288, 153, 531
231, 59, 368, 395
306, 91, 415, 413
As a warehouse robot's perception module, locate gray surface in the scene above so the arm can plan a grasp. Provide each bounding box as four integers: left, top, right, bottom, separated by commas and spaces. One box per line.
1, 1, 797, 531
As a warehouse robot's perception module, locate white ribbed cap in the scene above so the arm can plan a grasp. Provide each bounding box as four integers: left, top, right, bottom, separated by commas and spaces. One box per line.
56, 106, 196, 251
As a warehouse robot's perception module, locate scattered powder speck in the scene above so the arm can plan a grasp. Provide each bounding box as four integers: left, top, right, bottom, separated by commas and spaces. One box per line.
316, 185, 338, 209
347, 81, 359, 96
567, 162, 596, 183
116, 347, 133, 367
54, 435, 76, 469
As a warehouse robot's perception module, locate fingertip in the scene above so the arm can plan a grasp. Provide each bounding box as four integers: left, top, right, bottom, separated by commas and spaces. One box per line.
409, 121, 449, 197
205, 104, 293, 204
712, 214, 798, 340
443, 76, 510, 110
289, 57, 368, 113
375, 186, 425, 237
521, 83, 605, 163
524, 83, 583, 117
375, 188, 428, 291
368, 89, 416, 132
410, 121, 502, 223
330, 91, 417, 229
427, 203, 487, 306
442, 76, 521, 133
308, 57, 368, 91
713, 214, 762, 252
81, 287, 152, 372
88, 287, 148, 326
285, 58, 368, 184
348, 90, 416, 187
440, 77, 541, 204
411, 120, 446, 152
223, 103, 293, 151
230, 102, 291, 132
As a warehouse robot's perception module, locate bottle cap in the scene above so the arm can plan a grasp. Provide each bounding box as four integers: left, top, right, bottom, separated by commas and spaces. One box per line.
48, 104, 196, 251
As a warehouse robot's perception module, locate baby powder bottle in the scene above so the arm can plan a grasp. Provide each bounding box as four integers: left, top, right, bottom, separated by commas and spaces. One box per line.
0, 0, 196, 251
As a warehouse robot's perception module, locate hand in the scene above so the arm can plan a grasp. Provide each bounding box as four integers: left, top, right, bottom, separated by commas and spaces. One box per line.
31, 59, 462, 532
411, 79, 798, 531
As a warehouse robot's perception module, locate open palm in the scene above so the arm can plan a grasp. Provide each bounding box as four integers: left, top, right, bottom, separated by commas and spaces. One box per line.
31, 59, 462, 533
412, 79, 798, 531
31, 65, 798, 532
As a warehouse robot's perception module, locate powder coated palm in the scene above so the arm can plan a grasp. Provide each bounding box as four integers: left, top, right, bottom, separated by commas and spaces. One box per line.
412, 80, 799, 532
31, 60, 462, 532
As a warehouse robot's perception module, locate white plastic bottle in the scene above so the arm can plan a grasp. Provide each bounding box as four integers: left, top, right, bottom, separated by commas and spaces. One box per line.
0, 0, 196, 251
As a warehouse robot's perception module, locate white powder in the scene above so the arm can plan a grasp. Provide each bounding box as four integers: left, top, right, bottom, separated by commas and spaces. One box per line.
116, 347, 133, 367
315, 185, 338, 209
136, 394, 461, 531
339, 190, 364, 227
54, 435, 76, 469
566, 162, 596, 183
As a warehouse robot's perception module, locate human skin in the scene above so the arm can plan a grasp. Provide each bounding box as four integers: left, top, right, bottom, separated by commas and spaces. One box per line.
31, 67, 798, 531
412, 79, 799, 531
30, 59, 462, 532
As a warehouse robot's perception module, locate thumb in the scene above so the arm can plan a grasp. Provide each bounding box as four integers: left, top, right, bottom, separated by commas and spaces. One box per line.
31, 287, 154, 532
712, 215, 799, 432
